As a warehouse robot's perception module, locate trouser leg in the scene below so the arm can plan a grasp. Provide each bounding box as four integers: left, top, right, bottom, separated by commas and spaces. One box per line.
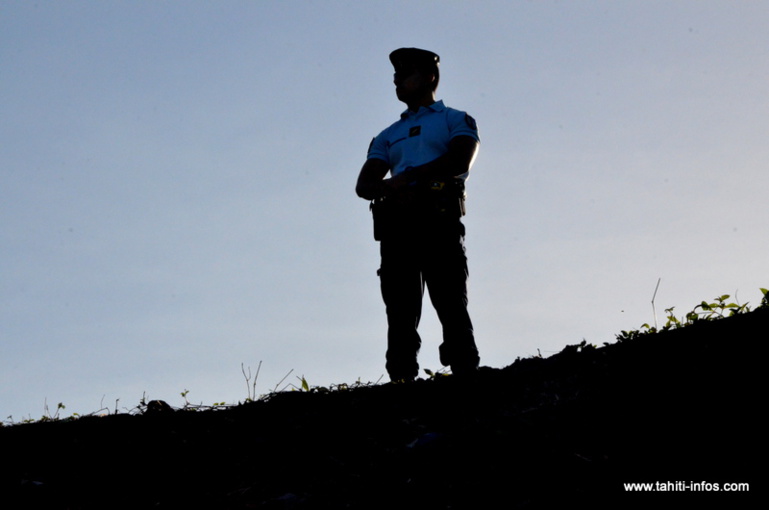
379, 240, 423, 381
423, 224, 479, 373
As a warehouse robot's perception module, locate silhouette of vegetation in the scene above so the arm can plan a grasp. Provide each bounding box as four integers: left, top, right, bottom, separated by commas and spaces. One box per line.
617, 288, 767, 341
1, 288, 761, 508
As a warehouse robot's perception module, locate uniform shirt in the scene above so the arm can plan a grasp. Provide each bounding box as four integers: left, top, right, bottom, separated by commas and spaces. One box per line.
367, 100, 479, 180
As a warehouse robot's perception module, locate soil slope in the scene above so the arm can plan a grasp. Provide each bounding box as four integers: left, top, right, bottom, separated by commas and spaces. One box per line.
1, 308, 761, 509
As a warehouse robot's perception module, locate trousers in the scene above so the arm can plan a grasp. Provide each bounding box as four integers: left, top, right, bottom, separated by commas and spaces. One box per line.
378, 218, 479, 380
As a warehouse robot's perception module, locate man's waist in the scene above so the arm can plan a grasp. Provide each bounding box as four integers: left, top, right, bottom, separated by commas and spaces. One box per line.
373, 179, 466, 216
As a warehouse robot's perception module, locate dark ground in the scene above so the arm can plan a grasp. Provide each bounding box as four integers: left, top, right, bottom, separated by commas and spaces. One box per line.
2, 308, 761, 509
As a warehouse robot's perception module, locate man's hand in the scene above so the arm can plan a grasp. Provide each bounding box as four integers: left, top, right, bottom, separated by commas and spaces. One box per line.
357, 161, 416, 204
383, 170, 419, 206
382, 168, 414, 194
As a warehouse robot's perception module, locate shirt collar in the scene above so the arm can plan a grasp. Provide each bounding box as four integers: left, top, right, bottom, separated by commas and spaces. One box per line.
400, 99, 445, 119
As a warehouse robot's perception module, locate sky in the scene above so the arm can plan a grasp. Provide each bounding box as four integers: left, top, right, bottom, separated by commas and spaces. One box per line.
2, 0, 767, 421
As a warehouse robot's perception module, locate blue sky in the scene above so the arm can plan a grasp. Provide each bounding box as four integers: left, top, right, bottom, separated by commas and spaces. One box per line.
2, 0, 767, 420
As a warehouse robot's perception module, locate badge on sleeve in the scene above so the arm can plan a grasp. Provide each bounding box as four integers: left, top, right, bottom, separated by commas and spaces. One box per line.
464, 113, 478, 131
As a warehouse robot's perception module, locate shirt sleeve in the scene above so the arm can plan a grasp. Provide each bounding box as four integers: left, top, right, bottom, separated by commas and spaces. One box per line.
366, 131, 390, 165
446, 109, 480, 143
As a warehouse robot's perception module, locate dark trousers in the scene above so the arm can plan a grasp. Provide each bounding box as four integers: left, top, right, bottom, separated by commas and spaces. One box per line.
378, 219, 479, 380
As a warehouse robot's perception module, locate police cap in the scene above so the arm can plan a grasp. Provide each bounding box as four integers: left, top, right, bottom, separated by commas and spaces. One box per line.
389, 48, 440, 75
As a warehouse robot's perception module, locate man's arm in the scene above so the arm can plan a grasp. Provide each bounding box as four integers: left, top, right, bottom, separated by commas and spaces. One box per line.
355, 135, 479, 200
355, 157, 391, 200
405, 135, 479, 183
354, 157, 418, 201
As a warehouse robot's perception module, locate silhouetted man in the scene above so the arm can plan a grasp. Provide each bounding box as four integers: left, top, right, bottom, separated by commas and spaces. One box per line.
356, 48, 480, 381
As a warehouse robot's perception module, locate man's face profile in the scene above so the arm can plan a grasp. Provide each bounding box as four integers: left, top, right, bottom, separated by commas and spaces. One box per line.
393, 66, 434, 105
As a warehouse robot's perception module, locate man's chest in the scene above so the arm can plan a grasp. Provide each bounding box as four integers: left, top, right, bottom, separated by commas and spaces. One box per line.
385, 115, 451, 164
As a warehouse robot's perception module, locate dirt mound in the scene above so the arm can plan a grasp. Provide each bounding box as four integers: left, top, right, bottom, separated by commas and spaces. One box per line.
2, 308, 761, 509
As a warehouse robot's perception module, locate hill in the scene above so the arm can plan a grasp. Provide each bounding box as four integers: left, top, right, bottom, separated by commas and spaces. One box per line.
1, 307, 761, 509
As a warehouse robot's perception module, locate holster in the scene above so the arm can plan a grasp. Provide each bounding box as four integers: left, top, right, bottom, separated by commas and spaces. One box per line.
370, 197, 390, 241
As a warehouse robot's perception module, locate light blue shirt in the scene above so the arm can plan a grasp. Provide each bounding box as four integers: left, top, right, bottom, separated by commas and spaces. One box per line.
367, 100, 479, 180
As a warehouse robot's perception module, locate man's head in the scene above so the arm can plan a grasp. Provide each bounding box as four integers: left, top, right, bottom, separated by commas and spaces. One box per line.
389, 48, 440, 108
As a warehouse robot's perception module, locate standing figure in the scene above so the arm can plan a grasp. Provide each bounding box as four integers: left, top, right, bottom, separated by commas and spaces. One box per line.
355, 48, 481, 381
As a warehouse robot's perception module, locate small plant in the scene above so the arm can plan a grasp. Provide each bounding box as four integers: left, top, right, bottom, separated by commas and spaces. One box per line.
424, 368, 450, 380
300, 376, 310, 392
37, 401, 66, 422
241, 362, 262, 402
616, 287, 766, 342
